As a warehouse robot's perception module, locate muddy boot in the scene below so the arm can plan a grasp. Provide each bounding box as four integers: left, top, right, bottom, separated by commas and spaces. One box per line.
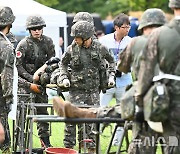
40, 136, 52, 148
53, 96, 97, 118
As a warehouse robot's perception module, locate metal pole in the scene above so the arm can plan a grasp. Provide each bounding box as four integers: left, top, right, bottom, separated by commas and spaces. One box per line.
28, 118, 33, 154
20, 101, 25, 154
96, 123, 100, 154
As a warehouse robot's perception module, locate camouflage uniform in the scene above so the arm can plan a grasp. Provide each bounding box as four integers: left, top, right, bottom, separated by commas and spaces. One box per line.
15, 15, 55, 144
56, 20, 115, 149
136, 1, 180, 153
0, 6, 15, 153
72, 12, 115, 82
51, 12, 115, 149
118, 8, 167, 154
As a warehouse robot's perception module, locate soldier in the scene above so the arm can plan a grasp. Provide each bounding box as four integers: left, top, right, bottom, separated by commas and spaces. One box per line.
15, 14, 55, 147
72, 12, 115, 84
135, 0, 180, 153
118, 8, 166, 154
0, 6, 15, 154
71, 12, 116, 91
50, 11, 115, 150
55, 20, 114, 152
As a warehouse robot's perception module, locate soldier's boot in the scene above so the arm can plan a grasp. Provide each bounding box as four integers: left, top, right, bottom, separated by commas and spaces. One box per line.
40, 136, 52, 148
2, 148, 11, 154
53, 96, 97, 118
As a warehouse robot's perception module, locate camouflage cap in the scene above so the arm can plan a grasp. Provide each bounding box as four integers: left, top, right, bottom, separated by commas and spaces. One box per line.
73, 12, 94, 25
169, 0, 180, 8
71, 20, 95, 40
26, 15, 46, 29
0, 6, 15, 26
138, 8, 166, 31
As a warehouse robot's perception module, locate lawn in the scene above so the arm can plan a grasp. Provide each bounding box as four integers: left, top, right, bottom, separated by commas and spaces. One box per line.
1, 98, 162, 154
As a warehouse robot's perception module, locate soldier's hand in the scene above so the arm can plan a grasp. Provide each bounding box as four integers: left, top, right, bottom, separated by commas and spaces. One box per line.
108, 76, 115, 87
134, 106, 145, 123
134, 94, 143, 107
46, 57, 60, 65
62, 79, 70, 88
30, 83, 42, 94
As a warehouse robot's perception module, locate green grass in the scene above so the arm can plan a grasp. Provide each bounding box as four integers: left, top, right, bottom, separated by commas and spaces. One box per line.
0, 98, 162, 154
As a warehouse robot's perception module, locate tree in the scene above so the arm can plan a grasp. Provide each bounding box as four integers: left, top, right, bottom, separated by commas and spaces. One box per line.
35, 0, 170, 19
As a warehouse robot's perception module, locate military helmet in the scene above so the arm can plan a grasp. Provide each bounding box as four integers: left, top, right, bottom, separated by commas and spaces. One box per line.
138, 8, 166, 31
71, 21, 95, 40
73, 12, 94, 25
0, 6, 15, 26
169, 0, 180, 8
26, 15, 46, 29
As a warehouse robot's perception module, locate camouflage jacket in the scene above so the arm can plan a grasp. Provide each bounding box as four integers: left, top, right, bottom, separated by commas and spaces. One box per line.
118, 35, 148, 80
136, 18, 180, 98
16, 35, 55, 85
0, 32, 14, 105
59, 39, 115, 91
71, 35, 115, 75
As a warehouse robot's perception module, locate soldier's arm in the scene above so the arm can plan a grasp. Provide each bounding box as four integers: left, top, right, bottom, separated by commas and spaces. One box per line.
15, 40, 33, 83
1, 43, 14, 103
18, 76, 43, 93
117, 38, 136, 73
33, 63, 48, 82
59, 46, 72, 80
18, 76, 32, 89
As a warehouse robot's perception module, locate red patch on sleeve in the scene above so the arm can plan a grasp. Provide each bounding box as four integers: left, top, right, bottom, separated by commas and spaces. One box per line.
16, 51, 22, 58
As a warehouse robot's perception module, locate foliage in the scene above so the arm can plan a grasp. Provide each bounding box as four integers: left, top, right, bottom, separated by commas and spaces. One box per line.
35, 0, 170, 19
35, 0, 59, 7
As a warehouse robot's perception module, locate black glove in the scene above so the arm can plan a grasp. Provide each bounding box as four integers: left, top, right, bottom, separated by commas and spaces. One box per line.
45, 63, 59, 73
134, 106, 145, 123
134, 94, 143, 107
46, 57, 60, 65
115, 70, 122, 77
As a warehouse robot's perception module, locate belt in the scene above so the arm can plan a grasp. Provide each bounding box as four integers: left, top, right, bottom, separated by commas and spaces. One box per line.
153, 74, 180, 82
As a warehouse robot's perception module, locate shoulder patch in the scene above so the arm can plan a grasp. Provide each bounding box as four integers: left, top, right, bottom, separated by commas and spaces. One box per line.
16, 51, 22, 58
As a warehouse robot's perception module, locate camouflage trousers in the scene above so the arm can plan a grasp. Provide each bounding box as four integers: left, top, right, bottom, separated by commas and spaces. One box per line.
64, 89, 99, 149
0, 110, 11, 152
128, 121, 161, 154
162, 102, 180, 154
128, 105, 180, 154
18, 87, 50, 138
